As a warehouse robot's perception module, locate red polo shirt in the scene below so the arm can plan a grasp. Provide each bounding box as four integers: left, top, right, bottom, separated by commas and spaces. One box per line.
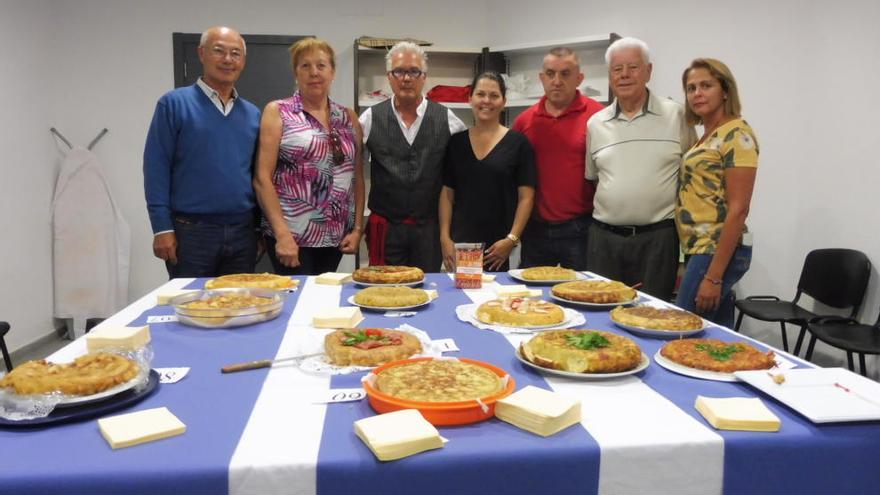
512, 91, 604, 222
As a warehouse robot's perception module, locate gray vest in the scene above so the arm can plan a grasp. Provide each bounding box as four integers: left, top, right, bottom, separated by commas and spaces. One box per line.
366, 99, 452, 221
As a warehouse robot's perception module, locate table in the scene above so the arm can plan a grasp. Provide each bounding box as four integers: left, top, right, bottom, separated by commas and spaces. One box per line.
2, 273, 879, 495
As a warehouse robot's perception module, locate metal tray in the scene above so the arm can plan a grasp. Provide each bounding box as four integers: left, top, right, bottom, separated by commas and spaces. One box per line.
170, 288, 286, 328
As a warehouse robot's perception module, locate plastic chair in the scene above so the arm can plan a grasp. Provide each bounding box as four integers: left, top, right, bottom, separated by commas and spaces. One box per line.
805, 311, 880, 376
0, 321, 12, 372
733, 248, 871, 355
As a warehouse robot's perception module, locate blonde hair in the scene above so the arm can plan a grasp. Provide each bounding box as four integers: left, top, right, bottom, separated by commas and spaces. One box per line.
682, 58, 742, 126
289, 37, 336, 70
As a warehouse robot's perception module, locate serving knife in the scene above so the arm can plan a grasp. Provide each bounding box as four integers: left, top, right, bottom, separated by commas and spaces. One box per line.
221, 352, 323, 373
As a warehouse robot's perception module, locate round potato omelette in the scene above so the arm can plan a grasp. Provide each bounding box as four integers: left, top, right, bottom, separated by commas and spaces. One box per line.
376, 359, 502, 402
354, 286, 428, 307
0, 353, 140, 396
204, 272, 295, 290
521, 329, 642, 373
325, 328, 422, 367
520, 266, 577, 281
476, 297, 565, 327
352, 265, 424, 284
660, 338, 776, 373
610, 305, 703, 331
552, 280, 636, 304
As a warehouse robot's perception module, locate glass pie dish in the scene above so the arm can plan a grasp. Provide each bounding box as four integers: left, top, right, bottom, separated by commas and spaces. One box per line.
170, 288, 286, 328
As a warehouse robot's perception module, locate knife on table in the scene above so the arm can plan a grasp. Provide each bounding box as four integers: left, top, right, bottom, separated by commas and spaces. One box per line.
221, 352, 323, 373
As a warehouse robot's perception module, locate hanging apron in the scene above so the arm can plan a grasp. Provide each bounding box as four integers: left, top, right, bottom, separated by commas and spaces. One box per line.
52, 147, 130, 337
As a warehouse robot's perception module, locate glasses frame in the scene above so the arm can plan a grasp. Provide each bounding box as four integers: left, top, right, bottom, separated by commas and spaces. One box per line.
388, 67, 424, 80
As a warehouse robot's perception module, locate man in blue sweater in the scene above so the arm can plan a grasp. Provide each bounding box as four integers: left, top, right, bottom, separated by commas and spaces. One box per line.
143, 26, 261, 278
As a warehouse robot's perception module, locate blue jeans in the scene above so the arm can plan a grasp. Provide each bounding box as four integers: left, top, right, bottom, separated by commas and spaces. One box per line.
675, 245, 752, 328
520, 216, 591, 270
167, 216, 257, 278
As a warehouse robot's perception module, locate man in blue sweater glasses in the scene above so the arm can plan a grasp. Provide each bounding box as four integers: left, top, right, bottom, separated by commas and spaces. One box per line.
143, 26, 261, 278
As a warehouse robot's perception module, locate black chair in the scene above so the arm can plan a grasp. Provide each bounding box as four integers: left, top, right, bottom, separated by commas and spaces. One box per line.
805, 311, 880, 376
733, 248, 871, 355
0, 321, 12, 372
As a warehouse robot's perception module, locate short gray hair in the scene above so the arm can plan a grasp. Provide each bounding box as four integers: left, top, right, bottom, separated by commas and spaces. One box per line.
605, 37, 650, 65
200, 26, 247, 55
386, 41, 428, 72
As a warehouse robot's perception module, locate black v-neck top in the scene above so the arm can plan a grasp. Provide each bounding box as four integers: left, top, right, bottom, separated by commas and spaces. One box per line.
442, 129, 536, 245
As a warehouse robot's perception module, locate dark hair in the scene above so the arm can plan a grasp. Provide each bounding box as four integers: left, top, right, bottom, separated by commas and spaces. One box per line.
469, 71, 506, 98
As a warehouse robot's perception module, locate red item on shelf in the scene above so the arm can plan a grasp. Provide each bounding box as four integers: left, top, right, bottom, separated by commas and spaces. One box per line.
427, 85, 471, 103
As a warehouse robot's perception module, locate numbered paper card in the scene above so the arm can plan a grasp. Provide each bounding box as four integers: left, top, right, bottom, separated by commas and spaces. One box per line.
432, 338, 460, 353
147, 315, 178, 324
154, 367, 190, 384
313, 388, 367, 404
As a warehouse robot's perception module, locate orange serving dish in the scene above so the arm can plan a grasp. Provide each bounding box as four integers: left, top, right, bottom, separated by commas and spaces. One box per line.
362, 357, 516, 426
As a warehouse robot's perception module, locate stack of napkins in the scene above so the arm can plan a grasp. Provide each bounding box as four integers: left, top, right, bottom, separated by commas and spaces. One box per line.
494, 385, 581, 437
98, 407, 186, 449
86, 325, 151, 352
494, 285, 542, 298
316, 272, 352, 285
354, 409, 445, 461
695, 396, 781, 432
313, 307, 364, 328
156, 290, 198, 305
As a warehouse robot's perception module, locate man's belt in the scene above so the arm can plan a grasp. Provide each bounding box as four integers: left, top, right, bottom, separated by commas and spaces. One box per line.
592, 218, 675, 237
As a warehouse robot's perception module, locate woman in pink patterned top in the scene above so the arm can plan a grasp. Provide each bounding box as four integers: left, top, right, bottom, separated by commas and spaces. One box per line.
254, 38, 365, 275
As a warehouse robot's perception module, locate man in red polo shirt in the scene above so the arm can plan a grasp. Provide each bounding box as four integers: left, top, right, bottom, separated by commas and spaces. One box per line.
513, 47, 604, 270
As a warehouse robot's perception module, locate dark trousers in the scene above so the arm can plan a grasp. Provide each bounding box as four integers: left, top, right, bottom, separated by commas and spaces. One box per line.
586, 222, 679, 301
265, 236, 343, 276
520, 216, 590, 270
166, 216, 256, 278
379, 222, 442, 272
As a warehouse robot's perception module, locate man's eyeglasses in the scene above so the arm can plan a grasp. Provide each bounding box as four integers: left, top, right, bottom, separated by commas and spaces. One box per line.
209, 45, 243, 61
329, 131, 345, 166
389, 68, 424, 80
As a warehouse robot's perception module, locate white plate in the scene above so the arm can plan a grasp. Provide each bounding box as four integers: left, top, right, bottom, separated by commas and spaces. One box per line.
346, 294, 431, 311
455, 304, 586, 335
353, 278, 425, 287
478, 312, 574, 330
508, 269, 589, 285
653, 351, 739, 382
550, 293, 638, 308
516, 349, 650, 379
612, 320, 708, 339
55, 372, 146, 408
735, 368, 880, 423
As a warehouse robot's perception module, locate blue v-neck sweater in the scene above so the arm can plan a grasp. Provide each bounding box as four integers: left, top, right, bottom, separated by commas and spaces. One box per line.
143, 84, 261, 234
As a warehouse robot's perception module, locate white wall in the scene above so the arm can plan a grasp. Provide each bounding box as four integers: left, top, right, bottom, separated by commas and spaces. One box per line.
4, 0, 879, 366
0, 0, 55, 351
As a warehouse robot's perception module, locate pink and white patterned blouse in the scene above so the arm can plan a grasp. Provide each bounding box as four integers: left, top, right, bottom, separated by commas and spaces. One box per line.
263, 91, 357, 247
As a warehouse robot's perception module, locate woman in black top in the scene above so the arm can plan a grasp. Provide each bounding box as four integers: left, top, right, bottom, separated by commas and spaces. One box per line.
439, 72, 536, 272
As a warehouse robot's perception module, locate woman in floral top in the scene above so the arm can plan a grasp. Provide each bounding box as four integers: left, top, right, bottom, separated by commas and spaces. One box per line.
675, 58, 759, 327
254, 38, 365, 275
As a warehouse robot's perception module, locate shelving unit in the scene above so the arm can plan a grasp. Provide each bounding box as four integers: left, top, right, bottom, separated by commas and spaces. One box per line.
353, 43, 481, 126
354, 33, 619, 127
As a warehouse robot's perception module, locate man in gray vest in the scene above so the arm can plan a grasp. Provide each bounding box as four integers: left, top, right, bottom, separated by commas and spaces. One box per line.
585, 37, 695, 300
359, 41, 466, 271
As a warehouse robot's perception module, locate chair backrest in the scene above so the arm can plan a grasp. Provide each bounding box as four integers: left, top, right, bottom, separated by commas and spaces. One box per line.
797, 248, 872, 314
